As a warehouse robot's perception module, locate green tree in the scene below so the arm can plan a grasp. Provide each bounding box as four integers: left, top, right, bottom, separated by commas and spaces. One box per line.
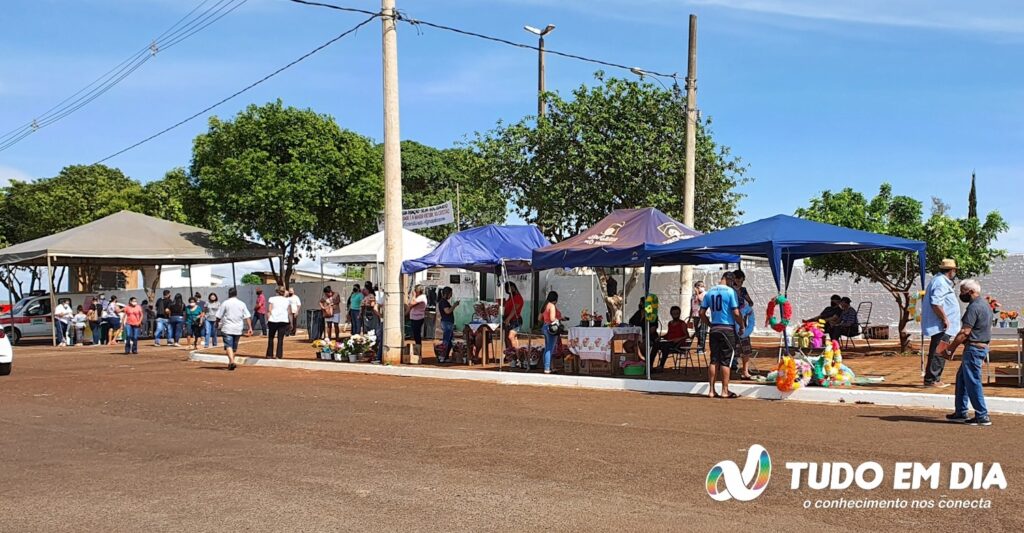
240, 272, 263, 285
472, 72, 748, 241
796, 183, 1007, 351
391, 140, 505, 242
140, 167, 193, 224
189, 100, 382, 288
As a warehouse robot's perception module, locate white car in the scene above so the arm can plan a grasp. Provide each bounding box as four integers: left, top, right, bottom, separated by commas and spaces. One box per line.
0, 294, 54, 345
0, 327, 11, 376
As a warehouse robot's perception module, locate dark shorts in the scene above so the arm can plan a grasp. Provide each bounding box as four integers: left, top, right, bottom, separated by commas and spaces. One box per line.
737, 337, 753, 357
222, 334, 242, 351
507, 317, 523, 332
708, 325, 736, 366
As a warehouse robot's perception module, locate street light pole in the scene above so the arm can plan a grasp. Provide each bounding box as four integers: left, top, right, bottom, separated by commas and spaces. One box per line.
681, 15, 698, 317
524, 24, 555, 117
382, 0, 404, 364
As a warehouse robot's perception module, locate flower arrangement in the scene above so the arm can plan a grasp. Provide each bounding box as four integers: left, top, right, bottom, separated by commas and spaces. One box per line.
794, 321, 825, 349
985, 295, 1001, 311
774, 356, 811, 392
311, 335, 375, 362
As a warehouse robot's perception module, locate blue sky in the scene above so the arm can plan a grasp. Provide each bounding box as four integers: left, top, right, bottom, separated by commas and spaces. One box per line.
2, 0, 1023, 251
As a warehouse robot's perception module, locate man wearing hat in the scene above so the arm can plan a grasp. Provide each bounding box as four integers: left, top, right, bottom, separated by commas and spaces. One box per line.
921, 258, 960, 388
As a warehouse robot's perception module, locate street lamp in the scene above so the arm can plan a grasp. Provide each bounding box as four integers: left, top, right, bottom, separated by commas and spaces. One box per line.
524, 24, 555, 117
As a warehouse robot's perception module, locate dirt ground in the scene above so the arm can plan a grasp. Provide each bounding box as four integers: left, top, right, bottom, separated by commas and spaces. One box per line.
1, 343, 1022, 532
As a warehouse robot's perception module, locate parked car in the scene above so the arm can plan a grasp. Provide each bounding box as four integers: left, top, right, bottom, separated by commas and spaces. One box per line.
0, 294, 54, 345
0, 326, 11, 375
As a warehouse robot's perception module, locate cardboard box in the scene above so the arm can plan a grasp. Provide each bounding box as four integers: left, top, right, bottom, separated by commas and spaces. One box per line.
579, 358, 612, 375
865, 325, 890, 340
562, 355, 578, 375
401, 344, 422, 364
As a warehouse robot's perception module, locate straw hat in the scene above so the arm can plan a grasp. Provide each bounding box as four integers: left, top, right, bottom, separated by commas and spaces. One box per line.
939, 258, 957, 271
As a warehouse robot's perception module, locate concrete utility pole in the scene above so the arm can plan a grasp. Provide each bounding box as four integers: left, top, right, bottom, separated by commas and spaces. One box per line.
382, 0, 404, 364
525, 24, 555, 117
680, 14, 698, 316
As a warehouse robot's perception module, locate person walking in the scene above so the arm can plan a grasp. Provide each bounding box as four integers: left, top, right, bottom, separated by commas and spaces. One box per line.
690, 281, 707, 357
922, 258, 960, 388
104, 296, 122, 346
286, 288, 301, 336
436, 287, 459, 363
184, 297, 204, 350
54, 298, 73, 347
406, 285, 428, 356
943, 279, 992, 426
362, 292, 384, 363
347, 284, 364, 335
123, 297, 143, 355
252, 288, 267, 336
154, 290, 172, 346
700, 272, 743, 399
204, 293, 221, 349
168, 293, 186, 347
266, 286, 291, 359
540, 291, 562, 374
215, 287, 252, 371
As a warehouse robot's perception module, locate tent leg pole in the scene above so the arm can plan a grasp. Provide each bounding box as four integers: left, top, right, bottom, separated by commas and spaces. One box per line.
231, 262, 237, 289
47, 255, 56, 347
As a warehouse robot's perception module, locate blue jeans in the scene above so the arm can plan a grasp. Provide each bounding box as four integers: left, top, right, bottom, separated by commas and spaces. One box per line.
253, 312, 267, 335
169, 316, 185, 343
90, 321, 102, 345
203, 320, 218, 347
124, 324, 139, 353
374, 324, 384, 362
440, 321, 455, 360
55, 321, 69, 346
954, 344, 988, 418
154, 318, 170, 345
542, 324, 557, 371
349, 309, 362, 334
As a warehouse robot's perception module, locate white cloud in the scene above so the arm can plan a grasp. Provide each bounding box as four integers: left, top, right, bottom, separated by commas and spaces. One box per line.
0, 165, 35, 187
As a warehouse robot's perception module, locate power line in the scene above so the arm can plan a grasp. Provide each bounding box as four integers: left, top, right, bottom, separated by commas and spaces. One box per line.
0, 0, 249, 153
287, 0, 679, 80
94, 14, 379, 164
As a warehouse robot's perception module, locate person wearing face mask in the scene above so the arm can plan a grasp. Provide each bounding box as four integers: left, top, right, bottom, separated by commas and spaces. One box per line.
921, 258, 960, 388
184, 297, 205, 350
943, 279, 992, 426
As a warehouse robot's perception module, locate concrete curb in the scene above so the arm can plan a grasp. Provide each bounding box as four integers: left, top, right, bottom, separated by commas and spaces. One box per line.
188, 352, 1024, 416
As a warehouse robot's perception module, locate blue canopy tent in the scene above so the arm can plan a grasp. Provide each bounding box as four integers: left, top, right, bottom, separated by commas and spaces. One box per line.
532, 208, 740, 380
647, 214, 927, 292
648, 214, 928, 360
402, 225, 551, 369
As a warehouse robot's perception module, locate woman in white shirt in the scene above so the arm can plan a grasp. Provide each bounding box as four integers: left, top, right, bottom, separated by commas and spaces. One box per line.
266, 286, 292, 359
54, 298, 74, 347
405, 284, 428, 352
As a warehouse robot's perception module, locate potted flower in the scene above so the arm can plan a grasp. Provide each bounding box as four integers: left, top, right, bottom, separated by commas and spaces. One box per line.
1010, 311, 1020, 329
580, 309, 591, 327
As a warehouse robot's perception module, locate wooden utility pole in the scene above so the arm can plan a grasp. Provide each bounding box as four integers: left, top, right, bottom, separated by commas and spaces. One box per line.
680, 14, 698, 315
381, 0, 405, 364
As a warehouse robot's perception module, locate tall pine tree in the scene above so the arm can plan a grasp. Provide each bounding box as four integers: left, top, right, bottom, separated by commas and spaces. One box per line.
968, 171, 978, 220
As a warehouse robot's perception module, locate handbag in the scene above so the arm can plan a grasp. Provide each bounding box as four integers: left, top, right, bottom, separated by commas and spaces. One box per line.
547, 320, 564, 336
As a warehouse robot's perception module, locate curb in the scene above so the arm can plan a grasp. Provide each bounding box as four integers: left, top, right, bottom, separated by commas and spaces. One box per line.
188, 352, 1024, 416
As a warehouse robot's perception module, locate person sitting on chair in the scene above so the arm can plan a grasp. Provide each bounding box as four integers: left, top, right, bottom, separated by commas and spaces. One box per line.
805, 294, 842, 324
655, 306, 690, 372
829, 297, 859, 340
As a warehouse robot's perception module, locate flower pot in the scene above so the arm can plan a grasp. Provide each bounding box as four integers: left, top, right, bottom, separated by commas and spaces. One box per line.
348, 353, 359, 363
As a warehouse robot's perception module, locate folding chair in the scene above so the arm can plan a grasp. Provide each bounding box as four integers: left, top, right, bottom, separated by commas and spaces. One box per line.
841, 302, 872, 350
665, 337, 705, 373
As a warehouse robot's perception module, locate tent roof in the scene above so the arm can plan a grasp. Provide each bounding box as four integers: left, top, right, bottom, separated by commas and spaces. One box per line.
402, 224, 551, 274
321, 229, 438, 265
647, 214, 927, 290
531, 208, 738, 270
0, 210, 279, 267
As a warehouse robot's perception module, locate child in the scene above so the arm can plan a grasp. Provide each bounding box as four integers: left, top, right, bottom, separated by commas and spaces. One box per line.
72, 305, 88, 346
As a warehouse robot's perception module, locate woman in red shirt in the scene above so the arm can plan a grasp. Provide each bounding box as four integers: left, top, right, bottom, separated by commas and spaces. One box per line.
123, 297, 144, 355
502, 282, 525, 352
655, 305, 690, 372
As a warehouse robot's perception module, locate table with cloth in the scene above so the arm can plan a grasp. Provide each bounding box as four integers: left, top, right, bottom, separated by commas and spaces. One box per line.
568, 326, 643, 375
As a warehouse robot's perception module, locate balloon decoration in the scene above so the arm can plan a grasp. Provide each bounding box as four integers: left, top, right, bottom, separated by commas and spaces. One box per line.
644, 294, 660, 322
774, 356, 812, 392
765, 294, 793, 333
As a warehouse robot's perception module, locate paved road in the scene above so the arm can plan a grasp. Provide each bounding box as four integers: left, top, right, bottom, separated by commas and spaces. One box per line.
1, 345, 1022, 532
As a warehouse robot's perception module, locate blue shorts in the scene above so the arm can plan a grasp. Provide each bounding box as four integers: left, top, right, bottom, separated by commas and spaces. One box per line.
222, 334, 242, 351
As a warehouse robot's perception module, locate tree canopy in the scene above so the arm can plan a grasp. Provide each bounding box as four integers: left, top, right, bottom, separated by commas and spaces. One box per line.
188, 100, 382, 287
796, 183, 1007, 351
471, 72, 748, 241
391, 140, 505, 242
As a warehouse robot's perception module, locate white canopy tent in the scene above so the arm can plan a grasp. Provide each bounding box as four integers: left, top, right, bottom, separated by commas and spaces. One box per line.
321, 229, 439, 265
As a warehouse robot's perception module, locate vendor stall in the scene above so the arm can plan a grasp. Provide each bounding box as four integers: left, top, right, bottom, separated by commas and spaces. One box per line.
532, 208, 739, 379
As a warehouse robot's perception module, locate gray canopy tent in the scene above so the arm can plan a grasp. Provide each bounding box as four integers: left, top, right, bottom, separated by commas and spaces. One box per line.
0, 210, 280, 345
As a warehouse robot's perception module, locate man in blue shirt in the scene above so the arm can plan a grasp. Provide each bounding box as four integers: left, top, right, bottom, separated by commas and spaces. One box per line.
921, 258, 960, 388
700, 272, 744, 399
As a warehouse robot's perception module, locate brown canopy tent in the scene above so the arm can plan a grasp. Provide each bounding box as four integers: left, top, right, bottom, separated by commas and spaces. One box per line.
0, 210, 280, 345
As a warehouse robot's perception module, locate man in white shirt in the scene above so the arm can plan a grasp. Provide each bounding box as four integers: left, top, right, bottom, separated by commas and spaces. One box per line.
54, 298, 74, 347
287, 288, 302, 336
214, 287, 253, 371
